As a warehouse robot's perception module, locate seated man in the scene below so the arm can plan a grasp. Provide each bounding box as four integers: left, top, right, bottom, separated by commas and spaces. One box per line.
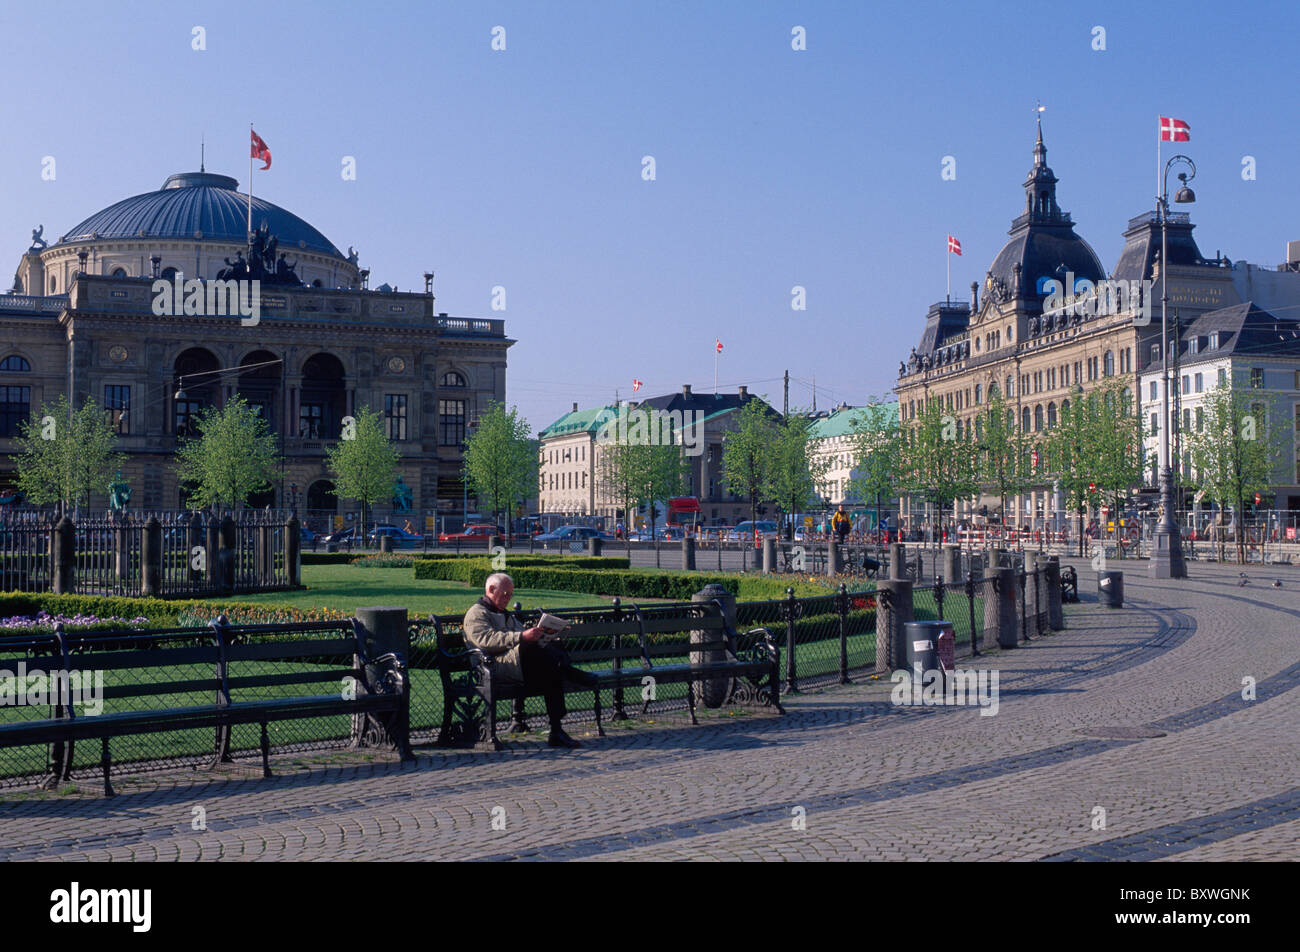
462, 572, 596, 748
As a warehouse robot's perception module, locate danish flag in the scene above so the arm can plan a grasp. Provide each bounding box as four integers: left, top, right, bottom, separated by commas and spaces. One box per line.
715, 339, 723, 354
632, 379, 643, 392
947, 235, 962, 256
250, 128, 272, 169
1159, 116, 1190, 142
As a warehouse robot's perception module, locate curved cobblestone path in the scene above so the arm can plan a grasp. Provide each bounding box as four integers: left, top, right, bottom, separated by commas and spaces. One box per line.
2, 559, 1295, 861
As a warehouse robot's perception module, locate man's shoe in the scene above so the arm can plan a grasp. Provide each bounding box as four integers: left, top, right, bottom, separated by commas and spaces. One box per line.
547, 729, 582, 748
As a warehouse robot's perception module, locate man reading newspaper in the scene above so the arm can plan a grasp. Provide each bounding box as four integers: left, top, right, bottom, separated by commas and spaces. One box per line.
462, 572, 598, 748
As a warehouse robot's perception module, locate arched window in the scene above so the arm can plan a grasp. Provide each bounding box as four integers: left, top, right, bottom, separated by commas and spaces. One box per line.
1034, 405, 1044, 431
1021, 406, 1031, 432
161, 267, 178, 281
441, 371, 467, 388
974, 383, 982, 405
0, 355, 31, 372
1103, 350, 1114, 377
1047, 402, 1058, 427
110, 267, 127, 278
49, 276, 58, 293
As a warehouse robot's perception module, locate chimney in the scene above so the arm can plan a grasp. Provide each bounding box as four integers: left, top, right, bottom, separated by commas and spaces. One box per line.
572, 402, 578, 412
738, 385, 748, 399
1288, 240, 1300, 268
682, 384, 692, 396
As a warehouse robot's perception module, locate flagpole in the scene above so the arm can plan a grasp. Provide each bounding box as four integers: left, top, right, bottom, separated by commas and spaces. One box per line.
1156, 114, 1161, 216
946, 238, 951, 301
714, 349, 718, 394
248, 122, 254, 255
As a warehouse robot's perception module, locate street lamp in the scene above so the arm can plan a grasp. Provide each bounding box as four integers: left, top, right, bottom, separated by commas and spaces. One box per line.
1150, 155, 1195, 579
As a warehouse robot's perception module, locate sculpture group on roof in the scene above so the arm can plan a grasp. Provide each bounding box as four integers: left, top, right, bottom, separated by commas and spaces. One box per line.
216, 221, 301, 285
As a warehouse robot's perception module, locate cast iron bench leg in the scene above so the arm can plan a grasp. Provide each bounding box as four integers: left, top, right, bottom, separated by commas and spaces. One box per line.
593, 686, 605, 737
101, 737, 114, 797
685, 679, 698, 725
260, 722, 272, 778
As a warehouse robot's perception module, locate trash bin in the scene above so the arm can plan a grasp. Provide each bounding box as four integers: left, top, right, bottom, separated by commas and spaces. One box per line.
1098, 569, 1124, 608
904, 620, 952, 673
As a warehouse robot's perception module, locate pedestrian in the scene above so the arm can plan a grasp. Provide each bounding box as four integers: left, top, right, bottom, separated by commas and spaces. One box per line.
831, 505, 850, 544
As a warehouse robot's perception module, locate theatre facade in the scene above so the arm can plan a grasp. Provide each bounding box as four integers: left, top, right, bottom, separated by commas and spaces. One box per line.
1, 169, 512, 526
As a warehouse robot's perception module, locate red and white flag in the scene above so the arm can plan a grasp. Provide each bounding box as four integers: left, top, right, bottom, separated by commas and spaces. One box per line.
1159, 116, 1190, 142
632, 378, 643, 392
251, 128, 272, 169
715, 339, 723, 354
947, 235, 962, 256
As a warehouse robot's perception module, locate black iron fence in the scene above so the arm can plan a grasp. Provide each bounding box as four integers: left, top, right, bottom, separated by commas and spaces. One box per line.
1, 564, 1059, 788
0, 509, 298, 598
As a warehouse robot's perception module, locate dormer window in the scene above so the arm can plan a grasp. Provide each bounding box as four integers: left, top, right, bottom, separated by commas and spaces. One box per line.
1208, 333, 1219, 349
1187, 337, 1199, 355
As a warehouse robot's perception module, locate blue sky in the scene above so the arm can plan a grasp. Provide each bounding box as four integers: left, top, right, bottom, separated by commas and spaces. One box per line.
3, 0, 1297, 434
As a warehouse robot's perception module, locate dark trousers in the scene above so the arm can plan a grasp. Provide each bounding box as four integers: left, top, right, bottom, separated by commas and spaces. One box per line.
519, 641, 572, 729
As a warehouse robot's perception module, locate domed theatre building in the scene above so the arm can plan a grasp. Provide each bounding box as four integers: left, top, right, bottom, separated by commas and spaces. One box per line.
1, 168, 511, 526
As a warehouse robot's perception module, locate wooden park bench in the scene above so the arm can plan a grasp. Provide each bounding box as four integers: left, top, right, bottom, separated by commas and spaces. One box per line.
429, 599, 783, 750
0, 616, 412, 796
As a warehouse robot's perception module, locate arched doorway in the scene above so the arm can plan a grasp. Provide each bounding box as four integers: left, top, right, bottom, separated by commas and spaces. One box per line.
299, 353, 346, 439
238, 349, 283, 433
307, 479, 338, 532
173, 348, 222, 438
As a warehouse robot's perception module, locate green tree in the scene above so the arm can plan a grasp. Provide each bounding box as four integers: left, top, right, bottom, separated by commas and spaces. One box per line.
1090, 380, 1146, 554
13, 394, 125, 514
847, 402, 904, 538
174, 395, 280, 512
1187, 381, 1286, 564
972, 386, 1030, 526
765, 410, 827, 540
626, 434, 689, 535
596, 438, 639, 535
721, 397, 776, 528
325, 404, 399, 537
1046, 388, 1103, 556
899, 400, 976, 544
463, 401, 534, 540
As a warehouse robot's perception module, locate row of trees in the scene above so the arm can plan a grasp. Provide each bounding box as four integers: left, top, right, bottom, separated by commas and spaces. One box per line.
10, 393, 540, 533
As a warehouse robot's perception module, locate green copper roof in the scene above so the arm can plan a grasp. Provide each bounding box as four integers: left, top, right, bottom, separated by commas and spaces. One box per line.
808, 403, 897, 439
540, 405, 618, 437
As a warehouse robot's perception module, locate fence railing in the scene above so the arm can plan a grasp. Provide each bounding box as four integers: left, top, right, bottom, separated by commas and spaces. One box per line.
0, 510, 299, 598
1, 562, 1059, 788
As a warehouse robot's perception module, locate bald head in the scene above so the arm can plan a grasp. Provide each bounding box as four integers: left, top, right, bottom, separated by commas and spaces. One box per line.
485, 573, 514, 610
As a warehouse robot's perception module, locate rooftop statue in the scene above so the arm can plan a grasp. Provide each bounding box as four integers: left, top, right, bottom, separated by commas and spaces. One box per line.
29, 225, 47, 251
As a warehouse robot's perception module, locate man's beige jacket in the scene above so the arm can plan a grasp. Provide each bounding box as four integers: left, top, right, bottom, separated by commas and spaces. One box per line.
463, 598, 525, 683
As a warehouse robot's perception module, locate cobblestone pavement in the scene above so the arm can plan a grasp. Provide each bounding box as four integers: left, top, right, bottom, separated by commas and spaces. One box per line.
1, 559, 1295, 861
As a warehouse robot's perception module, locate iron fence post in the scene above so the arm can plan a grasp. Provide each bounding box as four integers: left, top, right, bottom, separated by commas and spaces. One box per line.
611, 597, 627, 720
1019, 565, 1028, 642
966, 570, 978, 657
837, 582, 849, 684
934, 574, 944, 620
784, 587, 799, 694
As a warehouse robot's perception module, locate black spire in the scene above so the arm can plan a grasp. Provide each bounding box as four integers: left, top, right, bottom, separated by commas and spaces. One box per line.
1024, 116, 1063, 222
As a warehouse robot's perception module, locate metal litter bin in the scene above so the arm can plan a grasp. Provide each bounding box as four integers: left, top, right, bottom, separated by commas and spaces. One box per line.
1098, 569, 1124, 608
904, 620, 952, 673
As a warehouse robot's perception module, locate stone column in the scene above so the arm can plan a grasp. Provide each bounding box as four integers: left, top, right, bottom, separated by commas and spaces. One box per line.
941, 544, 961, 584
285, 515, 301, 587
52, 516, 75, 595
984, 565, 1018, 649
681, 535, 696, 570
875, 578, 914, 673
141, 516, 162, 597
889, 542, 907, 579
353, 606, 411, 753
1040, 555, 1063, 630
761, 537, 776, 574
692, 584, 733, 707
826, 541, 841, 577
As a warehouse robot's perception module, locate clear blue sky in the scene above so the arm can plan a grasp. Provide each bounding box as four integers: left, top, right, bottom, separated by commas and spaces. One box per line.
3, 0, 1296, 434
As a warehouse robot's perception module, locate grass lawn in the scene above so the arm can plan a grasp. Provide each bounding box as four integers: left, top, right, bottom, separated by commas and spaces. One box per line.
203, 564, 624, 616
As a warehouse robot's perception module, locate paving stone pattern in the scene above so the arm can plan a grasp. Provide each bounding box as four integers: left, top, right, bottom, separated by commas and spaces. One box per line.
1, 558, 1296, 861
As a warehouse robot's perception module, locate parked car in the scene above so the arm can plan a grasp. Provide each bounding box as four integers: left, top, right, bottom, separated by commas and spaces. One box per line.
367, 526, 424, 548
321, 526, 357, 546
438, 524, 503, 543
731, 520, 780, 540
300, 526, 317, 545
535, 525, 610, 544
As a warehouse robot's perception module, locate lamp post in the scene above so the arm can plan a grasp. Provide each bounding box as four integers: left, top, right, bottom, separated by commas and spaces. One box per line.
1150, 155, 1195, 579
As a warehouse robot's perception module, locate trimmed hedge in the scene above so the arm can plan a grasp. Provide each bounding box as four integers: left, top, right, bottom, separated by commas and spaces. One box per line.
0, 592, 345, 629
413, 558, 826, 600
301, 553, 358, 565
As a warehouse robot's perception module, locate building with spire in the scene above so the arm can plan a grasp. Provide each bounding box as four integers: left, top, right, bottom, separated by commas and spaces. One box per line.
894, 119, 1300, 530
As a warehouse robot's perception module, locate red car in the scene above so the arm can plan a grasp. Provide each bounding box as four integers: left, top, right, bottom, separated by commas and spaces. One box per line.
438, 524, 504, 543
